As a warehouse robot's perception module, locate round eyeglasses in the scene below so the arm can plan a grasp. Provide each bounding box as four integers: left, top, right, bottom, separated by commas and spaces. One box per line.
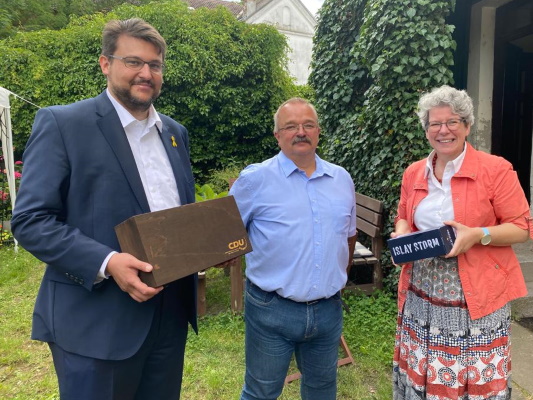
105, 55, 165, 75
426, 118, 466, 133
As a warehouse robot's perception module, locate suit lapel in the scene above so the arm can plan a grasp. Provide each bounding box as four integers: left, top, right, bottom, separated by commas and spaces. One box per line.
95, 92, 151, 213
157, 123, 191, 205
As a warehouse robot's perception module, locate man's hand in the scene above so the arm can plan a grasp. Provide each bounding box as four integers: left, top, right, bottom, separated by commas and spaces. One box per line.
106, 253, 163, 302
211, 257, 240, 269
347, 234, 357, 271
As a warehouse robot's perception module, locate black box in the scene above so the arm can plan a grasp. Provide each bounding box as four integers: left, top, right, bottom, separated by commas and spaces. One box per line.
115, 196, 252, 287
387, 225, 456, 264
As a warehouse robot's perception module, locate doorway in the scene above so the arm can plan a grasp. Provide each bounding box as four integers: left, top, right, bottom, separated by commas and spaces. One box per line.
492, 0, 533, 202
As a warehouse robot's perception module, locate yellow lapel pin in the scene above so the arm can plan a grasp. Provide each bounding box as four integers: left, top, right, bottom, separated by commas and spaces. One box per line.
171, 135, 178, 147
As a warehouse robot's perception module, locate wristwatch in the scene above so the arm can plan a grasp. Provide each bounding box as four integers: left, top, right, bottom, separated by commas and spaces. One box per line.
480, 227, 492, 245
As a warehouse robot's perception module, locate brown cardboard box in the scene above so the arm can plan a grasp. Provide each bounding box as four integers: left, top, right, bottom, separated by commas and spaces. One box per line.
115, 196, 252, 287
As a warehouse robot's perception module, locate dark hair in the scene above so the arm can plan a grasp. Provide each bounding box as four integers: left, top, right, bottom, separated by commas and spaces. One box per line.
101, 18, 167, 60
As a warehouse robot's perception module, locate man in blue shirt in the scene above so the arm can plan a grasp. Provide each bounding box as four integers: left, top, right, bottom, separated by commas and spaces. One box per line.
229, 98, 357, 400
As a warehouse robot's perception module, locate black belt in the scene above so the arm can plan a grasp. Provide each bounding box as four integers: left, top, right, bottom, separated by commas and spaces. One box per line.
248, 279, 338, 305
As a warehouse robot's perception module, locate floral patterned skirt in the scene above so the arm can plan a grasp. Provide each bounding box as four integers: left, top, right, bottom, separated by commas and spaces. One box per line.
393, 256, 512, 400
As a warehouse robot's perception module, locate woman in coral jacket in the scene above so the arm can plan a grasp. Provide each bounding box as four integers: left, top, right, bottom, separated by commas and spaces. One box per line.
391, 85, 533, 400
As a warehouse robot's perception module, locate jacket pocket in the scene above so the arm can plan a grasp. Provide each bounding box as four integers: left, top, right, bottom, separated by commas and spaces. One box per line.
482, 253, 510, 304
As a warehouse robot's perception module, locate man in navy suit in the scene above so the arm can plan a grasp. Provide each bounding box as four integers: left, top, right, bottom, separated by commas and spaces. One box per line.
11, 18, 197, 400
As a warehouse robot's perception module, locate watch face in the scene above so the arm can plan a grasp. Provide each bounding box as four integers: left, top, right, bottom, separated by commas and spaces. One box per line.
481, 235, 492, 245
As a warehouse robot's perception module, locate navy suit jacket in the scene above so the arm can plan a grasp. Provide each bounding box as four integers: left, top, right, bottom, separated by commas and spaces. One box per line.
11, 91, 197, 360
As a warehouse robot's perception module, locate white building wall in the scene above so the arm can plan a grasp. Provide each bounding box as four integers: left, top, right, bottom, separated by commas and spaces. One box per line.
281, 30, 314, 84
245, 0, 316, 84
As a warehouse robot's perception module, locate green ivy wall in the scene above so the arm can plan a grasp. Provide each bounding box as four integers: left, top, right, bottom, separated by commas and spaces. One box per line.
310, 0, 456, 288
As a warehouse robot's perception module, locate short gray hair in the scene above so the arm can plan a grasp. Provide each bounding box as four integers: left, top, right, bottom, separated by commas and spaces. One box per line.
417, 85, 475, 130
273, 98, 319, 132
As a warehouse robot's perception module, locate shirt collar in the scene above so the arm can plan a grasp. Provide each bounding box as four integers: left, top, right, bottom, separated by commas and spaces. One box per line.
277, 151, 332, 178
424, 142, 468, 178
106, 89, 162, 131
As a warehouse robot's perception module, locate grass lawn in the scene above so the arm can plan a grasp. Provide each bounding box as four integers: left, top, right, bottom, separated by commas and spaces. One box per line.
0, 246, 396, 399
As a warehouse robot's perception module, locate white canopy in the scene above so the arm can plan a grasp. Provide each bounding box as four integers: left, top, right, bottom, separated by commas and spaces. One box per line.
0, 87, 18, 248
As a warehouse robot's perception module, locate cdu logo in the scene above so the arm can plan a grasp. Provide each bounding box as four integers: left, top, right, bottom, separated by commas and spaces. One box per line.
228, 239, 245, 250
225, 238, 248, 255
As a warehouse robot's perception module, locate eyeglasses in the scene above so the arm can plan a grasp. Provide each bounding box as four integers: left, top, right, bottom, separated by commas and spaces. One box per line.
278, 123, 318, 134
105, 55, 165, 75
426, 118, 466, 133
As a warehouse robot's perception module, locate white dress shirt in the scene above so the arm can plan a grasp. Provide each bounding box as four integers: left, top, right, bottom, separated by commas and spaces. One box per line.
97, 90, 182, 281
414, 145, 467, 231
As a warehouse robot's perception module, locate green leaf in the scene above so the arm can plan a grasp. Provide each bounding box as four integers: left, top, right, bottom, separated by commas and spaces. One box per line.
393, 65, 404, 74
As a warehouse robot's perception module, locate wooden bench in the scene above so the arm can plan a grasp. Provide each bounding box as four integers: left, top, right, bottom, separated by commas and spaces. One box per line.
345, 192, 385, 294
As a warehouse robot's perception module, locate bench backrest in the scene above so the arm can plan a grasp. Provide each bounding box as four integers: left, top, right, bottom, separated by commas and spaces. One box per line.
355, 192, 384, 258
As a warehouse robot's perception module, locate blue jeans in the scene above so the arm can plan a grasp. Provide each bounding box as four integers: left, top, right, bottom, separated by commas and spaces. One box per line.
240, 280, 343, 400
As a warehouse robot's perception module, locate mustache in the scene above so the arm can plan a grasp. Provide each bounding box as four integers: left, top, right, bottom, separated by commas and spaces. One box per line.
292, 136, 311, 145
132, 79, 154, 87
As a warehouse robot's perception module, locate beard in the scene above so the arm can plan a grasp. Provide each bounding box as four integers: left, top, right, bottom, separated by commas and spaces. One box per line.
111, 80, 160, 114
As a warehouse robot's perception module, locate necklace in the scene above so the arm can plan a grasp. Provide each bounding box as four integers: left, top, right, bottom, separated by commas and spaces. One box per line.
432, 154, 442, 183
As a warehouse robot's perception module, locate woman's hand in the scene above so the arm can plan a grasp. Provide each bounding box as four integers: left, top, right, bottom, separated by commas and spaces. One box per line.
391, 219, 412, 238
444, 220, 529, 258
390, 219, 412, 266
443, 220, 482, 257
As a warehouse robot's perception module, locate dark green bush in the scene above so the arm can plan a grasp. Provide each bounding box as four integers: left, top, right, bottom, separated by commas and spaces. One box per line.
0, 2, 295, 180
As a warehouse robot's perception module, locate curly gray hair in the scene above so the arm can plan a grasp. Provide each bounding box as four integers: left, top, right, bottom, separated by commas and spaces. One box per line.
417, 85, 475, 130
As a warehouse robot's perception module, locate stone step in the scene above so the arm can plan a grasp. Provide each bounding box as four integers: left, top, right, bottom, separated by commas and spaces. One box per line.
513, 296, 533, 320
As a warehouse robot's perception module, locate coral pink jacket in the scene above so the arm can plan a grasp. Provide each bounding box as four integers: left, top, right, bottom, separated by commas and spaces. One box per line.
395, 142, 533, 320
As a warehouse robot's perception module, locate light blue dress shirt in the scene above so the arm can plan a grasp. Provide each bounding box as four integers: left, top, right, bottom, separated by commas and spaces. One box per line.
229, 151, 357, 302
